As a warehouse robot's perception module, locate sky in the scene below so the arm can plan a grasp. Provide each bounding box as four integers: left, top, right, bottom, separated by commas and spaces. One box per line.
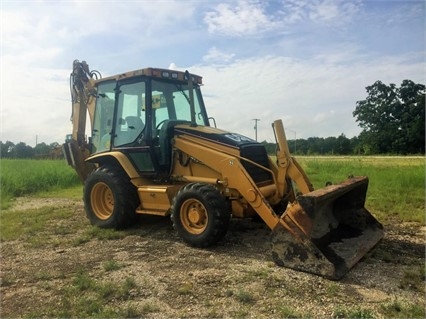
1, 0, 425, 146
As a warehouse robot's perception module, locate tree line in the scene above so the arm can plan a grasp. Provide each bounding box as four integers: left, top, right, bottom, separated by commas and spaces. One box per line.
0, 141, 63, 159
263, 134, 360, 155
266, 79, 425, 155
1, 79, 424, 159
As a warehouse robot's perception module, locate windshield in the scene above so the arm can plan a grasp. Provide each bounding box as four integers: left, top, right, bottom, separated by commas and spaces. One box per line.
151, 79, 208, 128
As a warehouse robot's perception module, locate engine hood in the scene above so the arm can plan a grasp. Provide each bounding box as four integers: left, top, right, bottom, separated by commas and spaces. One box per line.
174, 124, 260, 149
174, 123, 272, 184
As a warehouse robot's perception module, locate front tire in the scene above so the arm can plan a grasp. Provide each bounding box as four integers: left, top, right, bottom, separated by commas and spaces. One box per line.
171, 183, 231, 247
83, 166, 138, 229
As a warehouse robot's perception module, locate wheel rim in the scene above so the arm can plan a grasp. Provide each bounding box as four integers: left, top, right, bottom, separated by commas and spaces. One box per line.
91, 182, 114, 220
180, 198, 208, 234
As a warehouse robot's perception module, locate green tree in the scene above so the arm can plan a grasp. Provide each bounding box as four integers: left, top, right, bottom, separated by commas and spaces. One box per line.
306, 137, 322, 154
323, 136, 337, 154
353, 80, 425, 154
0, 141, 15, 158
336, 134, 351, 155
398, 80, 425, 154
34, 142, 51, 158
13, 142, 34, 158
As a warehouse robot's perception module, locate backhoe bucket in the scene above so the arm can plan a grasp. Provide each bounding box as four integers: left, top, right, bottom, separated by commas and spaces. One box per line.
271, 176, 383, 280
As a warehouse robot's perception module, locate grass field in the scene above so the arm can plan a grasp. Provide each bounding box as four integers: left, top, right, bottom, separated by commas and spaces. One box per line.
0, 156, 424, 223
0, 159, 81, 209
0, 157, 424, 318
295, 156, 425, 223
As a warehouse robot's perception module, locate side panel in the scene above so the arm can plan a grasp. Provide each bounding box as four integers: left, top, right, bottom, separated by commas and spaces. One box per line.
136, 185, 181, 215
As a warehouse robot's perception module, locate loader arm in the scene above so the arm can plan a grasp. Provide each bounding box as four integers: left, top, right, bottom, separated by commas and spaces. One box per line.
173, 135, 285, 230
272, 119, 313, 196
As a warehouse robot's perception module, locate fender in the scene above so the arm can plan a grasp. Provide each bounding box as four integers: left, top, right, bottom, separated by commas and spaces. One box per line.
86, 151, 140, 179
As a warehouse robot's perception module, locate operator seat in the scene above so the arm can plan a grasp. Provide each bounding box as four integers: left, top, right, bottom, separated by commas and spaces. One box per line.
125, 116, 144, 141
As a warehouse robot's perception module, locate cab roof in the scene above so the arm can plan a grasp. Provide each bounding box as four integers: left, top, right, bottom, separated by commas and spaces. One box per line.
95, 67, 203, 85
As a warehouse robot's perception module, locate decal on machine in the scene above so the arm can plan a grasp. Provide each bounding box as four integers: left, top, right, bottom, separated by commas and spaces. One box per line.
223, 133, 255, 143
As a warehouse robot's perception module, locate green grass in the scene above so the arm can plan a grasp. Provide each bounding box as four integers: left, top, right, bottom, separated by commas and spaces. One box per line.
398, 265, 425, 292
41, 267, 141, 318
103, 260, 125, 272
0, 206, 74, 243
296, 156, 425, 223
333, 306, 374, 319
1, 157, 424, 224
381, 299, 425, 318
234, 289, 256, 304
140, 301, 161, 315
177, 281, 193, 295
0, 156, 424, 248
277, 305, 304, 318
0, 159, 81, 209
38, 184, 83, 200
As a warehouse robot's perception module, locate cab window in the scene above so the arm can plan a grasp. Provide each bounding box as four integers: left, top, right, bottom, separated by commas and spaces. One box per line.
92, 81, 115, 153
113, 81, 146, 147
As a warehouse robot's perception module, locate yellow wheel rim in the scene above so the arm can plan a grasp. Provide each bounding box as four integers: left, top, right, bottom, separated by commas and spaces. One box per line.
180, 198, 208, 234
91, 182, 114, 220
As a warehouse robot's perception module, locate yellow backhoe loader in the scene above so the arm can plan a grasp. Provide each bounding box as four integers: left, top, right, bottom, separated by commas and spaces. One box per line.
64, 60, 383, 280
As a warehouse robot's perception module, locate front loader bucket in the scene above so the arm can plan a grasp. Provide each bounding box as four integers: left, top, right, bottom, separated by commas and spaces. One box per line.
271, 176, 383, 280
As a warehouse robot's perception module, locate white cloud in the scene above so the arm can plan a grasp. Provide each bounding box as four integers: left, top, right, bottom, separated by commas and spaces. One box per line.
1, 1, 198, 64
202, 47, 235, 63
280, 0, 307, 24
313, 110, 335, 123
204, 1, 279, 36
270, 0, 362, 28
191, 53, 424, 142
308, 0, 361, 24
168, 63, 178, 70
1, 64, 71, 145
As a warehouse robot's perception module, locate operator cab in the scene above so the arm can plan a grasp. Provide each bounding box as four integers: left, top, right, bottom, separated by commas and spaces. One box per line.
90, 69, 208, 176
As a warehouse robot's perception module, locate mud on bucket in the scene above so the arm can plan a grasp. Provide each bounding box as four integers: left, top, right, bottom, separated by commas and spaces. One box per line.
271, 176, 384, 280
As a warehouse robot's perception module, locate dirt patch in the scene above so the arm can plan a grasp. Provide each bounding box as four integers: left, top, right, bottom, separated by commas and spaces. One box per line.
1, 197, 425, 318
6, 197, 79, 212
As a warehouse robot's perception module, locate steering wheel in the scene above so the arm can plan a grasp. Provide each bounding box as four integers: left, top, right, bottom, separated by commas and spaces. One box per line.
156, 119, 168, 130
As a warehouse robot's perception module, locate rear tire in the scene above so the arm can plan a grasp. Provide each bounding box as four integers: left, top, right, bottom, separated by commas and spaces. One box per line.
84, 166, 138, 229
171, 183, 230, 247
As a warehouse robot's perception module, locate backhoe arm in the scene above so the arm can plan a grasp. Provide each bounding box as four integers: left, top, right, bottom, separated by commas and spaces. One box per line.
70, 60, 97, 146
63, 60, 99, 181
